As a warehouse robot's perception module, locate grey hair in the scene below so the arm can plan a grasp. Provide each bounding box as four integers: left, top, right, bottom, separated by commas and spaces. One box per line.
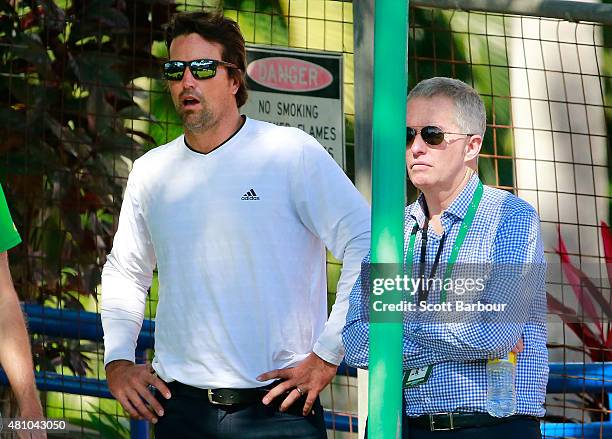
407, 77, 486, 137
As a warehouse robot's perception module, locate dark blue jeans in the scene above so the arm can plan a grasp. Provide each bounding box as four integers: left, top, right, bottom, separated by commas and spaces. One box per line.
153, 387, 327, 438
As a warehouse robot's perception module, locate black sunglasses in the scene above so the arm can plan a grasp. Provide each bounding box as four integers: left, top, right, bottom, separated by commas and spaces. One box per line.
163, 58, 238, 81
407, 126, 473, 146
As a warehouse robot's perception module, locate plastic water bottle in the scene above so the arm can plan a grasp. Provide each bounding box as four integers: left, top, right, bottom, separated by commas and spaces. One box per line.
486, 352, 517, 417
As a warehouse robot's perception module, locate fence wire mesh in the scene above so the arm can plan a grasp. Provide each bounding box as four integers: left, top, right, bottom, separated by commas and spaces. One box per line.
407, 4, 611, 435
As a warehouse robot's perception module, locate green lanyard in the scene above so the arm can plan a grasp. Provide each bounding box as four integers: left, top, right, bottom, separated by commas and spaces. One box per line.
404, 181, 484, 303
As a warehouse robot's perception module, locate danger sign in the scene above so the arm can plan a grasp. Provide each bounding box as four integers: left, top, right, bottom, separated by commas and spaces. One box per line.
247, 57, 333, 92
242, 46, 345, 170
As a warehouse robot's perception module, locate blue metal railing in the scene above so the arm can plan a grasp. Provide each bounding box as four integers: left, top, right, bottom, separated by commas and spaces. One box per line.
543, 362, 612, 437
2, 304, 611, 437
6, 304, 358, 436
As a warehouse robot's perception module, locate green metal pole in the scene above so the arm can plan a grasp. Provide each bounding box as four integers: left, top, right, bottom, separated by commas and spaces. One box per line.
368, 0, 408, 437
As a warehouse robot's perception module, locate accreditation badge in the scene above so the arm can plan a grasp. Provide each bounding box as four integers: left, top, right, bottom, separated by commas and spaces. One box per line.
403, 365, 433, 388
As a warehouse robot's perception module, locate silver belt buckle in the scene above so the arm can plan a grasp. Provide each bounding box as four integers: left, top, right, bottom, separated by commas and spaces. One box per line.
207, 389, 226, 405
429, 412, 455, 431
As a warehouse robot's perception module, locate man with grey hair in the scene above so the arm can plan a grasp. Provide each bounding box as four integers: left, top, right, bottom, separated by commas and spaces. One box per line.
343, 77, 547, 438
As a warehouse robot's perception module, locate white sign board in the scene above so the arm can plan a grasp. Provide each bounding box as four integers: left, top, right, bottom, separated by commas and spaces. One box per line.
242, 46, 345, 170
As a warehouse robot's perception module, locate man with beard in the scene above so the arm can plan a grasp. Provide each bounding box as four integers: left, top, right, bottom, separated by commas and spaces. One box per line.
101, 11, 370, 438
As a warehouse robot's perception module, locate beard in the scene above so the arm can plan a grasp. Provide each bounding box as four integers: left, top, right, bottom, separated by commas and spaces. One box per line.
173, 87, 216, 132
177, 100, 216, 132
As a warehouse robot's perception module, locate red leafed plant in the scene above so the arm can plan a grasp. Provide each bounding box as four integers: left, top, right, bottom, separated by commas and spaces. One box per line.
547, 221, 612, 362
545, 221, 612, 422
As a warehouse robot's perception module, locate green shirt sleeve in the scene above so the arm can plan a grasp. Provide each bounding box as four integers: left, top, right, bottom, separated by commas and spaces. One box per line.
0, 184, 21, 252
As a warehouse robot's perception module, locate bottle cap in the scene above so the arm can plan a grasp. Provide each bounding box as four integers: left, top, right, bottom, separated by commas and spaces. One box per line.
508, 351, 517, 365
487, 351, 517, 365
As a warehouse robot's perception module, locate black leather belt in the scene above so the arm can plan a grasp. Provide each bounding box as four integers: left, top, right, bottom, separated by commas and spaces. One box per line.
406, 413, 538, 431
164, 380, 312, 417
166, 381, 272, 405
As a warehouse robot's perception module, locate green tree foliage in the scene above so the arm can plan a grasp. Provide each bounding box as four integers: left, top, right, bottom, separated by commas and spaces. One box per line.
0, 0, 175, 376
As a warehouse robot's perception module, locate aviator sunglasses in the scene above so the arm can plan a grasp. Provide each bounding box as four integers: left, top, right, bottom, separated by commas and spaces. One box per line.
163, 58, 239, 81
407, 126, 473, 147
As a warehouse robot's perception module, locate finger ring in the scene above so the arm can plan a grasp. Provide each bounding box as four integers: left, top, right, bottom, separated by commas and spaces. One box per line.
296, 387, 304, 396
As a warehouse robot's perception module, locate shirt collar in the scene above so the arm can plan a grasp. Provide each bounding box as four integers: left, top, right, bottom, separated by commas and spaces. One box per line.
408, 173, 481, 227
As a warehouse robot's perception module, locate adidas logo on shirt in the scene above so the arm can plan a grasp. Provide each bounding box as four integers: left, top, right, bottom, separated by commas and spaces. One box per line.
241, 189, 260, 200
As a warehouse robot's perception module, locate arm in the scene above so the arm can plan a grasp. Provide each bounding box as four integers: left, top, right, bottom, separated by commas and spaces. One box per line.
293, 138, 371, 365
0, 252, 44, 422
258, 135, 370, 414
405, 208, 546, 364
342, 253, 372, 369
101, 162, 170, 423
101, 162, 155, 366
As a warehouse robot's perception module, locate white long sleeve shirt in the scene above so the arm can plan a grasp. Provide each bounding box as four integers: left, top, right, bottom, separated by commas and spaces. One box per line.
101, 117, 371, 388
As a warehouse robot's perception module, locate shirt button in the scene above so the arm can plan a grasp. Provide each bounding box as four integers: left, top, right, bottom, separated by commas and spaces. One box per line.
424, 397, 431, 405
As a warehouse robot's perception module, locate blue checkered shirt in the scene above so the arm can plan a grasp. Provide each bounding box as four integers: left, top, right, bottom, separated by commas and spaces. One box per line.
343, 174, 548, 417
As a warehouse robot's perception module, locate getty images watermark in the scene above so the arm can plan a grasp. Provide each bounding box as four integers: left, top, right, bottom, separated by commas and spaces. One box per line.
364, 263, 548, 324
371, 275, 508, 312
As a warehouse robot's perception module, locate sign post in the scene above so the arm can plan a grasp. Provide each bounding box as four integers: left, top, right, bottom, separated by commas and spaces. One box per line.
368, 0, 408, 437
